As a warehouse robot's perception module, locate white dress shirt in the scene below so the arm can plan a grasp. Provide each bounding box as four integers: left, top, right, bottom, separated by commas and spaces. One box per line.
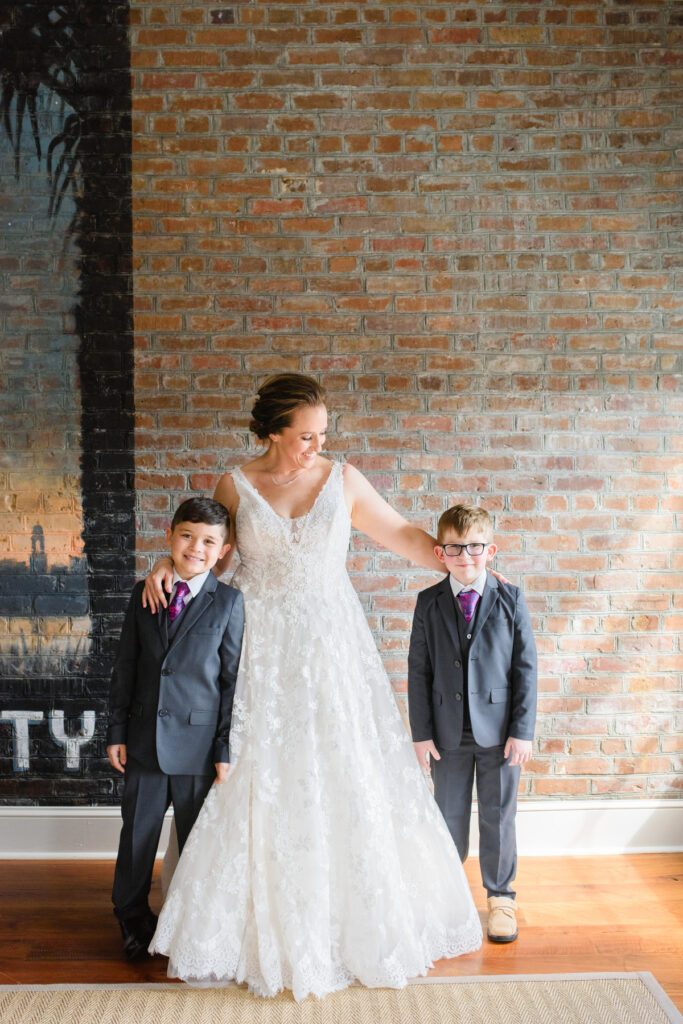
171, 568, 211, 609
449, 567, 487, 602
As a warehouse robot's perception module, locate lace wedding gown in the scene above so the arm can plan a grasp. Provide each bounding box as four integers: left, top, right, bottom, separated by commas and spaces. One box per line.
150, 461, 482, 999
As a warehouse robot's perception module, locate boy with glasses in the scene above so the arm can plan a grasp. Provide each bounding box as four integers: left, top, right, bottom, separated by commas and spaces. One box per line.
408, 505, 537, 944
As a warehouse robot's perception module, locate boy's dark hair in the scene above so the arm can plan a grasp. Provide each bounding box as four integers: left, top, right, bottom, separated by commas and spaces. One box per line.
171, 497, 230, 538
437, 504, 493, 544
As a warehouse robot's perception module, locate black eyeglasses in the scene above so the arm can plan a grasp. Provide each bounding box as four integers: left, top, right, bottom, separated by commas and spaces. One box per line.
440, 543, 487, 557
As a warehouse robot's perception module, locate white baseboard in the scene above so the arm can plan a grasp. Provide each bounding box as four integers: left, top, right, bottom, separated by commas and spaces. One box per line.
0, 806, 174, 859
480, 799, 683, 856
0, 799, 680, 858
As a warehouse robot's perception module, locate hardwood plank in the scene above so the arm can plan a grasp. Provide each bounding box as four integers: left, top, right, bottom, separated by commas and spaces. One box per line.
0, 855, 681, 1011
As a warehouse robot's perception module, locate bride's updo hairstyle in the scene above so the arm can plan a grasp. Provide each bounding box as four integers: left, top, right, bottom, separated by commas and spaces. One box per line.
249, 373, 327, 441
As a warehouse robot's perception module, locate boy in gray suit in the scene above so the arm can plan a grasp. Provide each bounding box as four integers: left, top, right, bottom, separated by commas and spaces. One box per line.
408, 505, 537, 943
107, 497, 244, 961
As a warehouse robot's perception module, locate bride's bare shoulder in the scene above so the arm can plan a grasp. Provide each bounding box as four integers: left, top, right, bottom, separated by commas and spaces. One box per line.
213, 470, 239, 508
214, 457, 264, 504
341, 460, 365, 489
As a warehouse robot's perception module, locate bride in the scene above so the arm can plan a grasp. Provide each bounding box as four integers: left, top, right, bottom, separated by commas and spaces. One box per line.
144, 373, 482, 999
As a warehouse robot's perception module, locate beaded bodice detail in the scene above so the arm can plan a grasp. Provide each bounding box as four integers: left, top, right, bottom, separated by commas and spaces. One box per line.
231, 461, 350, 603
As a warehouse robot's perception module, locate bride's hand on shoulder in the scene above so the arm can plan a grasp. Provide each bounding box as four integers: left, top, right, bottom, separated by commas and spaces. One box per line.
141, 556, 174, 613
489, 568, 510, 584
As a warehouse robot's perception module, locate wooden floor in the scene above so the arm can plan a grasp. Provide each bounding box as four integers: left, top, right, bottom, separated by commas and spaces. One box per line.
1, 854, 681, 1011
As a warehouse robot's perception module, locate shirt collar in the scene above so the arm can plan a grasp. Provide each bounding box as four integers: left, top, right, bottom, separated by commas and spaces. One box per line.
449, 568, 488, 601
172, 568, 210, 599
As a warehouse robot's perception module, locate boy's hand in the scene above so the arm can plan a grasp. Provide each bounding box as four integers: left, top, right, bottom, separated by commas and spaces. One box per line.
504, 737, 532, 766
214, 762, 231, 783
413, 740, 441, 772
141, 557, 174, 613
107, 744, 127, 773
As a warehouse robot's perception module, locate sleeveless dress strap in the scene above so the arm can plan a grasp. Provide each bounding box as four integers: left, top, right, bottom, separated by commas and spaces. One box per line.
230, 466, 250, 500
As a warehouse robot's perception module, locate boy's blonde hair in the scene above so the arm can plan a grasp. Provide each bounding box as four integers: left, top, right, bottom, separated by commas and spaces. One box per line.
437, 504, 493, 544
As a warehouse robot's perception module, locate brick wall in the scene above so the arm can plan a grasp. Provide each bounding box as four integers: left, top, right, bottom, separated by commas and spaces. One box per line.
1, 0, 680, 803
130, 0, 682, 801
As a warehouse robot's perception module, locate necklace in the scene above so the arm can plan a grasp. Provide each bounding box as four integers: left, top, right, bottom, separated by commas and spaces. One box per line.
270, 469, 304, 487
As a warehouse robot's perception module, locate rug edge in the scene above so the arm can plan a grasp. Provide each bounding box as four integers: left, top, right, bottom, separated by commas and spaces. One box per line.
0, 972, 680, 1024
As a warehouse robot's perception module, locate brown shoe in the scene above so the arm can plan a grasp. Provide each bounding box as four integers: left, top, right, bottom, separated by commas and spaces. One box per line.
487, 896, 518, 943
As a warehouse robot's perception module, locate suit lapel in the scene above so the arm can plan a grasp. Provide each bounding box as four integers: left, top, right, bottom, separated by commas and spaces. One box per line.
170, 573, 217, 647
158, 605, 169, 649
469, 571, 499, 645
435, 576, 462, 656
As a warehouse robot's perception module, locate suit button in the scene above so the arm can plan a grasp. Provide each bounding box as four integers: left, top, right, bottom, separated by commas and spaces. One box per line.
161, 668, 171, 676
158, 708, 169, 718
455, 694, 462, 702
466, 634, 472, 640
454, 659, 461, 669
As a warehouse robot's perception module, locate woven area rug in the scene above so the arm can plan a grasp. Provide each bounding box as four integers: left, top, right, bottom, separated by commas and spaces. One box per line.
1, 973, 681, 1024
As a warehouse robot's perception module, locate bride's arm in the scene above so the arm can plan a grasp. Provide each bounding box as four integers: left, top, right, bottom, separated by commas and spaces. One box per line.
141, 473, 239, 612
344, 463, 443, 572
345, 464, 510, 581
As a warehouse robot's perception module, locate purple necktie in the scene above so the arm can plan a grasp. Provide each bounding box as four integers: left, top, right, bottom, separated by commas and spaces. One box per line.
457, 589, 479, 622
168, 581, 190, 622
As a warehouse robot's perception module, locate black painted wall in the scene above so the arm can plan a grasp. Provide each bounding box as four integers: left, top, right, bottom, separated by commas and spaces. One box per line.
0, 2, 134, 803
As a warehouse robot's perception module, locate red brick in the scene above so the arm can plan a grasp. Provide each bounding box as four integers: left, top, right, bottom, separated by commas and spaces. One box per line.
427, 27, 481, 45
312, 27, 363, 44
251, 27, 308, 46
532, 779, 589, 796
347, 46, 405, 66
137, 28, 188, 46
161, 49, 222, 68
551, 27, 604, 46
194, 29, 251, 46
287, 217, 335, 234
354, 92, 411, 110
166, 95, 222, 113
462, 49, 518, 68
248, 199, 305, 216
477, 92, 528, 109
489, 27, 545, 44
615, 756, 673, 775
234, 93, 286, 112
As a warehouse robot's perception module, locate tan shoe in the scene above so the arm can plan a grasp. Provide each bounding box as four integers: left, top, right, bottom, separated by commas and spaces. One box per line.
487, 896, 518, 943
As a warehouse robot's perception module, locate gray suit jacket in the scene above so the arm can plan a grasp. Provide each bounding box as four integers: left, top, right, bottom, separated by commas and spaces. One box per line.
107, 574, 244, 775
408, 572, 537, 750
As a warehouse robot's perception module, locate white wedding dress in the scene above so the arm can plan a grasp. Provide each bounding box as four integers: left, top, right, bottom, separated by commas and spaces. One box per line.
150, 461, 482, 999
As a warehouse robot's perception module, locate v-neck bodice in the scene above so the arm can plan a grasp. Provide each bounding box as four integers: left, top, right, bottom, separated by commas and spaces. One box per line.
230, 461, 351, 600
234, 462, 336, 522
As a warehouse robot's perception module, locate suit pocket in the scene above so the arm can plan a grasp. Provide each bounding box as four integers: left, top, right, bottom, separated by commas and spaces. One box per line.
189, 709, 219, 726
489, 688, 509, 704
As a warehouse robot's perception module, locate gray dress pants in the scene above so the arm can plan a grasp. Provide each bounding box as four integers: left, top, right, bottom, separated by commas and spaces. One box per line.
112, 756, 213, 921
432, 730, 520, 899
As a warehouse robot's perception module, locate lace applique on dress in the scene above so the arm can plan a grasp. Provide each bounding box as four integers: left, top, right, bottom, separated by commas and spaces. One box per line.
151, 460, 482, 999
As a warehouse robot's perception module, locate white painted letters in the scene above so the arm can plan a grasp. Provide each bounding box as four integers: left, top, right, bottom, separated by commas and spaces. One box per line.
48, 710, 96, 770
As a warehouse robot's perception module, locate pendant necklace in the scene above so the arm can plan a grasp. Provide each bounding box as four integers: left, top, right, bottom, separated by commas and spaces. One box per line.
270, 469, 304, 487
